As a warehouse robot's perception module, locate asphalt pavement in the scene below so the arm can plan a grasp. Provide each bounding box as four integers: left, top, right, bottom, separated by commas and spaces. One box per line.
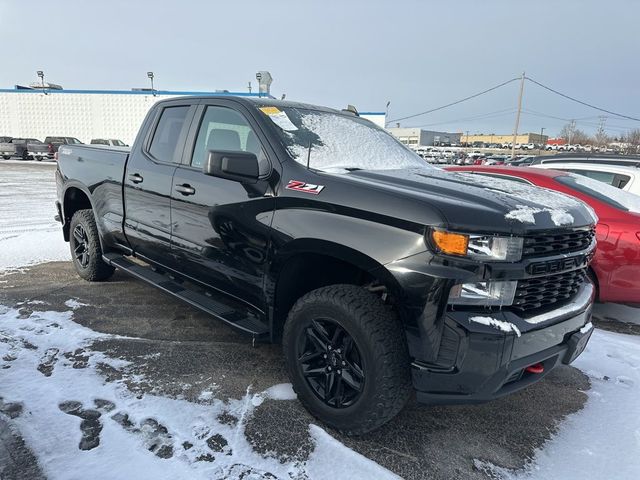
0, 261, 594, 480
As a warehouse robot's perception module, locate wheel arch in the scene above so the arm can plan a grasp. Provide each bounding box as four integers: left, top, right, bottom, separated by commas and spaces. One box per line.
61, 183, 94, 241
268, 239, 404, 341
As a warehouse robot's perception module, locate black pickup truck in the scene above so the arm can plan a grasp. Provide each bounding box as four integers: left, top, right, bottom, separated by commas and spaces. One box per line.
56, 96, 597, 434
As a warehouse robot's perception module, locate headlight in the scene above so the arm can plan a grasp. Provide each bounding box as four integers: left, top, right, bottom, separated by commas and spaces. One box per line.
448, 281, 518, 306
431, 229, 523, 262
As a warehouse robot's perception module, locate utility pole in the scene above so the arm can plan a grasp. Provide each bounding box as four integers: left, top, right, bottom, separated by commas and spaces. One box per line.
510, 72, 525, 159
596, 115, 607, 148
466, 130, 469, 148
568, 119, 576, 146
538, 127, 545, 155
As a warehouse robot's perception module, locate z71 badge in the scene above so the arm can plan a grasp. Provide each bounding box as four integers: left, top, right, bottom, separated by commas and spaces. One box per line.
285, 180, 325, 195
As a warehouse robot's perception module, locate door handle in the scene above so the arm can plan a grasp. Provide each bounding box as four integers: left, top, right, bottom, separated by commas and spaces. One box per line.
175, 184, 196, 196
128, 173, 144, 184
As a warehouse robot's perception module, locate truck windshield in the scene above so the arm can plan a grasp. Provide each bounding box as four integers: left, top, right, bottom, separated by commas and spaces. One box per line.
262, 106, 430, 173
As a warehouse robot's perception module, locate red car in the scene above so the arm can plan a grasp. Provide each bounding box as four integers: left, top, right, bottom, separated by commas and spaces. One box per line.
445, 165, 640, 304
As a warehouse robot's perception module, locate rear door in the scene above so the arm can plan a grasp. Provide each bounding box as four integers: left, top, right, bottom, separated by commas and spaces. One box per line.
124, 100, 197, 264
169, 100, 276, 310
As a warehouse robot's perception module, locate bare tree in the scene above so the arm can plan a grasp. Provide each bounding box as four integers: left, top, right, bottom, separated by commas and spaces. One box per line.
559, 123, 590, 144
623, 128, 640, 154
593, 128, 610, 148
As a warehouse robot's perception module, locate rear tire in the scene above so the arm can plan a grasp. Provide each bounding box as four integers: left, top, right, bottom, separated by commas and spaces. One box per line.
2, 156, 9, 160
283, 284, 411, 435
69, 209, 115, 281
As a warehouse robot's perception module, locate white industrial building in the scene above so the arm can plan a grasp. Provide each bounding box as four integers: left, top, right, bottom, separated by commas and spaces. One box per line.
0, 87, 386, 146
387, 127, 462, 147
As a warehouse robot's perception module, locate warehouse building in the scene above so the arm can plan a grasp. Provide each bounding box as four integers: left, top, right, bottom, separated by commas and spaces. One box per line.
461, 133, 548, 146
387, 127, 462, 147
0, 86, 385, 146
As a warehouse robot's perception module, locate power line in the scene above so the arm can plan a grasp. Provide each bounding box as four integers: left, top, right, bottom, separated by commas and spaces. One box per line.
413, 108, 516, 128
521, 109, 633, 132
525, 76, 640, 122
388, 77, 520, 123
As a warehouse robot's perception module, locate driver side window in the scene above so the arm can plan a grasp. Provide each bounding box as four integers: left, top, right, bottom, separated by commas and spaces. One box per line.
191, 106, 270, 176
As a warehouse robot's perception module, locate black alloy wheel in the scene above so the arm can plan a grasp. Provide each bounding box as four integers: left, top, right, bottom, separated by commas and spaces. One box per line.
73, 224, 90, 268
68, 209, 114, 281
298, 318, 365, 408
283, 284, 412, 434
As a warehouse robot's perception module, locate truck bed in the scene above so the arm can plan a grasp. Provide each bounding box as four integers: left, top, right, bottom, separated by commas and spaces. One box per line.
57, 144, 130, 247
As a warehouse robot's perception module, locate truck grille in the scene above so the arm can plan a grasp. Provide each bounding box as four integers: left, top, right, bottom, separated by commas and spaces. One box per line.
512, 268, 587, 314
522, 227, 595, 258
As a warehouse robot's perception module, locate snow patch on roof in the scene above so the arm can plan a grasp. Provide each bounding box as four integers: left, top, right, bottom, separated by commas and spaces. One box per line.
469, 316, 521, 337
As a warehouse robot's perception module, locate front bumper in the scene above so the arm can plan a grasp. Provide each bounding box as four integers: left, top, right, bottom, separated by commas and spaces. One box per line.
412, 282, 594, 404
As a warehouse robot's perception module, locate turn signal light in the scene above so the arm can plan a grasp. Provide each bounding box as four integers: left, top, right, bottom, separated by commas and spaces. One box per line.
432, 230, 469, 256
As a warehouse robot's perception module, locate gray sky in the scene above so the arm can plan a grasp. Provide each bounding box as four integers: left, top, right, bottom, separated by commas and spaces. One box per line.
3, 0, 639, 137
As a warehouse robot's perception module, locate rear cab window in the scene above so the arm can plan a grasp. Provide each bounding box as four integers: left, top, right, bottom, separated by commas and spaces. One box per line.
148, 106, 190, 163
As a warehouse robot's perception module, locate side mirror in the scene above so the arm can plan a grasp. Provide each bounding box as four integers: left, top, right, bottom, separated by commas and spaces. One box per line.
203, 150, 259, 183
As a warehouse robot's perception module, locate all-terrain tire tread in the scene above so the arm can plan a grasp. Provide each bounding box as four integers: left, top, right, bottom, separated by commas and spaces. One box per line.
283, 284, 412, 435
70, 209, 114, 282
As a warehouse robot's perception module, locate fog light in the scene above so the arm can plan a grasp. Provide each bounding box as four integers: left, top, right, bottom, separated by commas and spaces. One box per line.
448, 281, 517, 307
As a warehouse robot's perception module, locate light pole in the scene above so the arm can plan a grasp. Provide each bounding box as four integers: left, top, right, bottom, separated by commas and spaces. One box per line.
147, 71, 156, 96
538, 127, 545, 155
384, 101, 391, 128
37, 70, 47, 95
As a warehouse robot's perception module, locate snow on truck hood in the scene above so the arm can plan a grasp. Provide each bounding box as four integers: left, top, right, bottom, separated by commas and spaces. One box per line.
340, 168, 597, 230
275, 109, 594, 229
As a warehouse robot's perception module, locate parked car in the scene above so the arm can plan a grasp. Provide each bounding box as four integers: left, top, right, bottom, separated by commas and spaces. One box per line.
0, 138, 51, 160
45, 136, 83, 154
530, 153, 640, 168
14, 138, 51, 160
483, 155, 509, 165
0, 137, 15, 159
520, 143, 536, 150
445, 165, 640, 304
91, 138, 128, 147
532, 162, 640, 196
505, 155, 536, 167
56, 96, 596, 434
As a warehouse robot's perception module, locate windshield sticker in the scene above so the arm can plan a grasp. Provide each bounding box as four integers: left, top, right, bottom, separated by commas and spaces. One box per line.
285, 180, 325, 195
260, 106, 298, 131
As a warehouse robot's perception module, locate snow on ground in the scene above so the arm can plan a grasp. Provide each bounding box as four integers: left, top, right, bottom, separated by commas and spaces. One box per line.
0, 304, 398, 480
476, 328, 640, 480
0, 162, 399, 479
2, 160, 640, 480
0, 162, 70, 270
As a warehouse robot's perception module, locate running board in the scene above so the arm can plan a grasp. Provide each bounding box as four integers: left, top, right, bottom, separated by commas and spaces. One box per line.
103, 253, 269, 337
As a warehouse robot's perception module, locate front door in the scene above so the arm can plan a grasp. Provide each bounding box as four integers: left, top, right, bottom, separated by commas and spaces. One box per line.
170, 103, 276, 311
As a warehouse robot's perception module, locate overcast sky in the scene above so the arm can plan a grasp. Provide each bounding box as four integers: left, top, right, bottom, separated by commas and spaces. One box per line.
2, 0, 639, 137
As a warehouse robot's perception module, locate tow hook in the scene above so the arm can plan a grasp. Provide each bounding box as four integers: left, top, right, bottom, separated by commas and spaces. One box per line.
525, 363, 544, 374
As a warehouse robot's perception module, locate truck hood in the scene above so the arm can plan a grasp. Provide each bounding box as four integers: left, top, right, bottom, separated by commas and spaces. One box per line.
340, 167, 597, 233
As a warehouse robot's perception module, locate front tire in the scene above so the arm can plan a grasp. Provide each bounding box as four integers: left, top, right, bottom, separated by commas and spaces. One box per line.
69, 209, 115, 281
283, 284, 411, 435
